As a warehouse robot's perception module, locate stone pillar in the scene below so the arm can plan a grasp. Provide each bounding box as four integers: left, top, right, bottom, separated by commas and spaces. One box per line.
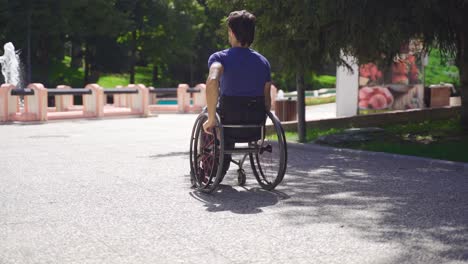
148, 86, 157, 105
113, 85, 124, 107
24, 83, 48, 121
336, 54, 359, 117
55, 85, 73, 111
192, 83, 206, 113
129, 84, 149, 117
270, 84, 278, 111
0, 84, 18, 122
83, 84, 104, 118
177, 84, 190, 113
126, 84, 133, 109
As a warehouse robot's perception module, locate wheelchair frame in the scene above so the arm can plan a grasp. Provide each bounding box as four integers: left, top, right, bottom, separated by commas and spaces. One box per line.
189, 109, 287, 193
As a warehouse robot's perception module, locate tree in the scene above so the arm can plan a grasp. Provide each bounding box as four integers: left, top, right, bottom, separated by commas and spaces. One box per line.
208, 0, 342, 142
328, 0, 468, 131
139, 0, 204, 86
67, 0, 128, 84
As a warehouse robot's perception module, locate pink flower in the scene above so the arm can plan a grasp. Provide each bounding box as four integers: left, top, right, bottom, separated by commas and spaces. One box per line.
359, 86, 394, 109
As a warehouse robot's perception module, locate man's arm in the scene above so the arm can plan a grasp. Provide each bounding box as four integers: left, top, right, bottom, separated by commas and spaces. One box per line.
264, 82, 272, 111
203, 62, 223, 133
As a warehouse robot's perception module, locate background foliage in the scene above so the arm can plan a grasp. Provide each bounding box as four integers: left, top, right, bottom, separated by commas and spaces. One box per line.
0, 0, 461, 90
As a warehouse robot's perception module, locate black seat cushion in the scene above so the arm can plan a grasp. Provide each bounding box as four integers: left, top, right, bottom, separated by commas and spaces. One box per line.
218, 96, 266, 143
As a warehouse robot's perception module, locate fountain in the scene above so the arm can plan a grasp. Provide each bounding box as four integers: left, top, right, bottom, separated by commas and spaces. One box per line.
0, 42, 27, 114
0, 42, 21, 87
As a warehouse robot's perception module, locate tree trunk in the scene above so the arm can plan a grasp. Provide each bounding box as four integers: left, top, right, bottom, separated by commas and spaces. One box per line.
26, 5, 32, 85
456, 27, 468, 132
84, 42, 89, 85
71, 40, 82, 69
129, 30, 137, 84
152, 64, 158, 86
296, 70, 307, 142
459, 52, 468, 132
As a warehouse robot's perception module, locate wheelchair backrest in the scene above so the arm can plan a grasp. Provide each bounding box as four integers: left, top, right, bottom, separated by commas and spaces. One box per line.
219, 96, 266, 142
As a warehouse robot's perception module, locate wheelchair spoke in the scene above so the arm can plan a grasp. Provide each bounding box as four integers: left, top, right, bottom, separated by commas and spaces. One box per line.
250, 112, 287, 190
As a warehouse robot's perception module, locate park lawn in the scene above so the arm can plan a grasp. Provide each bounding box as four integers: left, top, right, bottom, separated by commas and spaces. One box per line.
282, 127, 345, 142
305, 96, 336, 106
49, 57, 84, 87
49, 57, 155, 88
343, 137, 468, 162
343, 118, 468, 162
98, 66, 153, 88
313, 74, 336, 88
284, 118, 468, 163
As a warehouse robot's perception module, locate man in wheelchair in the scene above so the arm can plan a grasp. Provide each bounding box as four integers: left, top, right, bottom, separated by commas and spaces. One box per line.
202, 10, 272, 177
190, 10, 286, 193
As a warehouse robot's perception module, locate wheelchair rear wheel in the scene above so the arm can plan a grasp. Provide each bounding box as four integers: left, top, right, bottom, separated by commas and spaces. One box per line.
250, 111, 287, 190
189, 112, 225, 193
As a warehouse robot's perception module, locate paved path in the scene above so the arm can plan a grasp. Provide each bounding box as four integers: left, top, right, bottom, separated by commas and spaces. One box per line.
0, 115, 467, 264
305, 103, 337, 120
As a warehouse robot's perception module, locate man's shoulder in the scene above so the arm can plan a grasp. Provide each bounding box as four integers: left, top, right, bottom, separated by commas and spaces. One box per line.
250, 49, 270, 66
208, 49, 230, 67
210, 49, 229, 58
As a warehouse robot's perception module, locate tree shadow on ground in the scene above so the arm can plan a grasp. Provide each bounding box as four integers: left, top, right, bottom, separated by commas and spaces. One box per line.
280, 145, 468, 262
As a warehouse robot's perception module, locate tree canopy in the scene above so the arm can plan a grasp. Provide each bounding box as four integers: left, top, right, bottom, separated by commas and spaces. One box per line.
0, 0, 467, 132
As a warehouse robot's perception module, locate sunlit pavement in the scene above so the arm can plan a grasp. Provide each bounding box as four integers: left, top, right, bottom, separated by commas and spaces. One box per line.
0, 114, 466, 264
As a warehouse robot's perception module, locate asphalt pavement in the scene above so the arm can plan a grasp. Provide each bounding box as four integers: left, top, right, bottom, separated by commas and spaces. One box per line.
0, 113, 467, 264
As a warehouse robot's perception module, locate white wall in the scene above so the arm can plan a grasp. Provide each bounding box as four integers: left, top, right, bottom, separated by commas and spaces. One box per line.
336, 55, 359, 117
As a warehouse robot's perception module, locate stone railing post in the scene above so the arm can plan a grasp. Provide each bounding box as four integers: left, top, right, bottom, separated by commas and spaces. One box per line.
126, 84, 133, 109
192, 83, 206, 113
270, 84, 278, 111
55, 85, 73, 111
83, 84, 104, 118
129, 84, 149, 117
0, 84, 18, 122
113, 85, 125, 107
177, 84, 190, 113
24, 83, 48, 121
148, 86, 157, 105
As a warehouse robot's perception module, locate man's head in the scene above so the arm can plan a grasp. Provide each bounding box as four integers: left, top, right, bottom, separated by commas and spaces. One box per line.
227, 10, 256, 47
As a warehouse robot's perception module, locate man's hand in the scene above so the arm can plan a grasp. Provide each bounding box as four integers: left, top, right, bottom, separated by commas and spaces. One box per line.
203, 118, 216, 134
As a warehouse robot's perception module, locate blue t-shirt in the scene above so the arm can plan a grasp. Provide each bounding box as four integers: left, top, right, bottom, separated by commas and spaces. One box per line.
208, 47, 271, 97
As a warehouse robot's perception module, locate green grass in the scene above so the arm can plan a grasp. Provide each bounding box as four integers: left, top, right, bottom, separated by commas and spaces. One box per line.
279, 127, 345, 142
346, 139, 468, 162
313, 74, 336, 88
344, 118, 468, 162
97, 66, 153, 88
305, 96, 336, 106
48, 57, 85, 87
284, 118, 467, 162
48, 56, 154, 88
97, 74, 129, 88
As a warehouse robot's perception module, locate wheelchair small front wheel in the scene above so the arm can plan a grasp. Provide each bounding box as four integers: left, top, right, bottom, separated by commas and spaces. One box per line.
250, 111, 287, 190
237, 169, 246, 186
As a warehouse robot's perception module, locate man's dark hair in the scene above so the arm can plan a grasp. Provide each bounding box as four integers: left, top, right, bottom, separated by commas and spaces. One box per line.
227, 10, 256, 47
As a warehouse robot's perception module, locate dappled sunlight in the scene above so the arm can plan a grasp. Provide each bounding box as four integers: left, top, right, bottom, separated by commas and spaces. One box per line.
275, 146, 468, 262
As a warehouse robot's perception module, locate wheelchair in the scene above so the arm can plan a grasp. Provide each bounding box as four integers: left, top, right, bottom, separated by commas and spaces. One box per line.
189, 96, 287, 193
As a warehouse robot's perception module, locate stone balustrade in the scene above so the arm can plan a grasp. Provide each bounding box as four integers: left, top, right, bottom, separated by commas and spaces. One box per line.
0, 82, 277, 122
0, 83, 277, 122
